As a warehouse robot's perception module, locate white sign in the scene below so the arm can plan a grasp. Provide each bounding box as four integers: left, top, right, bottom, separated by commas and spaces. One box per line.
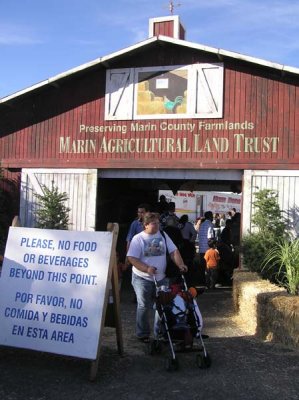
159, 190, 200, 222
0, 227, 113, 360
205, 192, 241, 214
156, 78, 169, 89
159, 190, 241, 221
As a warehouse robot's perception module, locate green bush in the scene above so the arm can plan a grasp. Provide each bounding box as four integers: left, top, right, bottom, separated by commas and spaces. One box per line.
241, 188, 290, 283
251, 189, 287, 237
242, 232, 276, 274
34, 183, 70, 230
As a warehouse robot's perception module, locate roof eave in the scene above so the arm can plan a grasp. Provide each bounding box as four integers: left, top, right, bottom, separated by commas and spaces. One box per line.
0, 36, 158, 104
1, 35, 299, 105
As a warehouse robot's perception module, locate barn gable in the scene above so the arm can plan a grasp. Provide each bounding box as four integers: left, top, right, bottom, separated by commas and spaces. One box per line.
1, 31, 298, 171
0, 15, 298, 236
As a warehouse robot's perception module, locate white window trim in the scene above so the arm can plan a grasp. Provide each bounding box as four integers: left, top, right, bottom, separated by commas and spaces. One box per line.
105, 63, 224, 121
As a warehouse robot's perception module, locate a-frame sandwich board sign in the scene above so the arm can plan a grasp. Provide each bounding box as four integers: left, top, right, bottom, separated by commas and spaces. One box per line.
0, 222, 122, 380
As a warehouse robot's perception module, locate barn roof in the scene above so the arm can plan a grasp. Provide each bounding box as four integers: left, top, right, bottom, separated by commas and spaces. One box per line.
1, 33, 299, 104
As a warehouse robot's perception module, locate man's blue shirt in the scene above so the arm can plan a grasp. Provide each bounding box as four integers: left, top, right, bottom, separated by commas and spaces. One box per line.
126, 219, 143, 242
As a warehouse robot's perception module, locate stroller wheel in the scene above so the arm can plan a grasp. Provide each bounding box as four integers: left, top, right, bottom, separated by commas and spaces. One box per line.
148, 339, 162, 355
165, 357, 179, 372
196, 352, 211, 369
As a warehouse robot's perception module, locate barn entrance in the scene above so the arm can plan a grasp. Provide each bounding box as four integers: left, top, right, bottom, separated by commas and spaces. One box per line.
95, 169, 243, 263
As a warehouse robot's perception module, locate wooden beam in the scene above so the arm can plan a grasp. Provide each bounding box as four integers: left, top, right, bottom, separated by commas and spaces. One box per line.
89, 222, 122, 381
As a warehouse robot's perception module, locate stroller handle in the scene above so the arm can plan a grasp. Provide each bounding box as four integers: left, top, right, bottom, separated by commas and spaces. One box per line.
180, 274, 188, 290
153, 273, 188, 289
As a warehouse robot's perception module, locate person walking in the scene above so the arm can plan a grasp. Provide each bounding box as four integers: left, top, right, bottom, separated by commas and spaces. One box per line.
220, 219, 233, 247
179, 214, 197, 285
127, 212, 188, 342
160, 201, 183, 252
204, 238, 220, 289
125, 203, 151, 302
197, 211, 215, 285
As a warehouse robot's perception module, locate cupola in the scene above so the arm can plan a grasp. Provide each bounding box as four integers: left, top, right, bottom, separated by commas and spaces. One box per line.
149, 15, 185, 40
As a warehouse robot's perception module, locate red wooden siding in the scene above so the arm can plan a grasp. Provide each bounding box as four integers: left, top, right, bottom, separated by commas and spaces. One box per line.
153, 21, 174, 38
0, 47, 298, 170
0, 169, 20, 235
152, 19, 185, 40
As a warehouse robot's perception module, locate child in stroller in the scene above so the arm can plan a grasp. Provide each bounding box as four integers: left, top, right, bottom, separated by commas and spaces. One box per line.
149, 275, 211, 371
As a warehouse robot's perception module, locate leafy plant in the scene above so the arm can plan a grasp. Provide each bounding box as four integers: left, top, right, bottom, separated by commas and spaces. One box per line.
241, 188, 288, 277
262, 239, 299, 295
251, 188, 287, 237
34, 183, 70, 230
242, 232, 274, 273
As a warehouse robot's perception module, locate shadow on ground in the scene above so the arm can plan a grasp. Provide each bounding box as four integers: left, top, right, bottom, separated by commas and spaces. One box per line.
0, 281, 298, 400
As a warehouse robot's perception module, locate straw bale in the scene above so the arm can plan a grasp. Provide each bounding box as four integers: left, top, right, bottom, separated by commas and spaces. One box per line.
232, 270, 285, 335
256, 292, 299, 349
232, 270, 299, 349
232, 270, 263, 312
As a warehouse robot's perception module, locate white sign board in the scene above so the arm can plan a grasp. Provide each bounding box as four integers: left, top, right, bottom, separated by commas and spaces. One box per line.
159, 190, 241, 221
0, 227, 113, 360
159, 190, 201, 222
204, 192, 241, 214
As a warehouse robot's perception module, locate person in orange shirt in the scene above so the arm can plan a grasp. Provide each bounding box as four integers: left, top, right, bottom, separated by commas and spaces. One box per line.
204, 239, 220, 289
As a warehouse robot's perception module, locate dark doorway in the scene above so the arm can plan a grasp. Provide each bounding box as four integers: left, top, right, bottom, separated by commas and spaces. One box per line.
95, 177, 242, 263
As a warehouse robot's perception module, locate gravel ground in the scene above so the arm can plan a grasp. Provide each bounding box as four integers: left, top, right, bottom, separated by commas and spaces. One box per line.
0, 278, 298, 400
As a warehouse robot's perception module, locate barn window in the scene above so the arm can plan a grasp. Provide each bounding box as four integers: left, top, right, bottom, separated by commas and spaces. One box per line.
105, 64, 223, 120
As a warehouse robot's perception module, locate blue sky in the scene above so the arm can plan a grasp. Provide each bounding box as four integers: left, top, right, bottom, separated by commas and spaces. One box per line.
1, 0, 298, 98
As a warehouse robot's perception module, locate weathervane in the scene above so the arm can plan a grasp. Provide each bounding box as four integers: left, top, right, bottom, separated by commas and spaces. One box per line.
168, 1, 181, 15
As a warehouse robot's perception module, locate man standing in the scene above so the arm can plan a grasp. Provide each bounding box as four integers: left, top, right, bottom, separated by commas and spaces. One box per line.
125, 204, 151, 301
127, 212, 187, 341
197, 211, 215, 285
126, 203, 150, 252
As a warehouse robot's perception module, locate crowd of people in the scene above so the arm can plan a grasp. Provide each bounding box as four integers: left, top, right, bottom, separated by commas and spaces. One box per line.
123, 196, 241, 341
195, 208, 241, 288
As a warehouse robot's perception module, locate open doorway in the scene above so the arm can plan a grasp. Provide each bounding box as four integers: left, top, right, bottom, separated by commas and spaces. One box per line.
96, 176, 242, 263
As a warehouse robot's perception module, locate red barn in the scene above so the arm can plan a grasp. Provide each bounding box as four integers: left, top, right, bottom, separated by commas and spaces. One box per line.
0, 15, 298, 257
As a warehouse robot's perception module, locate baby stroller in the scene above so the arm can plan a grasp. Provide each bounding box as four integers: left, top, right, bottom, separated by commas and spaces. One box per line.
148, 275, 211, 371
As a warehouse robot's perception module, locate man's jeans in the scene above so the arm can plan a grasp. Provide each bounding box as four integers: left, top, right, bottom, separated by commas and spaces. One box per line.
132, 273, 168, 338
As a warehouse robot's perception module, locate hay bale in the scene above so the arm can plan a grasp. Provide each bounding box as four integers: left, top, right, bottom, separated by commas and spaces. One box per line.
232, 270, 285, 335
256, 292, 299, 349
232, 270, 262, 312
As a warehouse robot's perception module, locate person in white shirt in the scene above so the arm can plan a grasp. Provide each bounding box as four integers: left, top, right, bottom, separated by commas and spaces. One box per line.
127, 212, 187, 342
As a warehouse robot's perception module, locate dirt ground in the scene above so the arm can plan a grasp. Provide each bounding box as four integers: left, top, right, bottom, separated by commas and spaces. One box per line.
0, 277, 298, 400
